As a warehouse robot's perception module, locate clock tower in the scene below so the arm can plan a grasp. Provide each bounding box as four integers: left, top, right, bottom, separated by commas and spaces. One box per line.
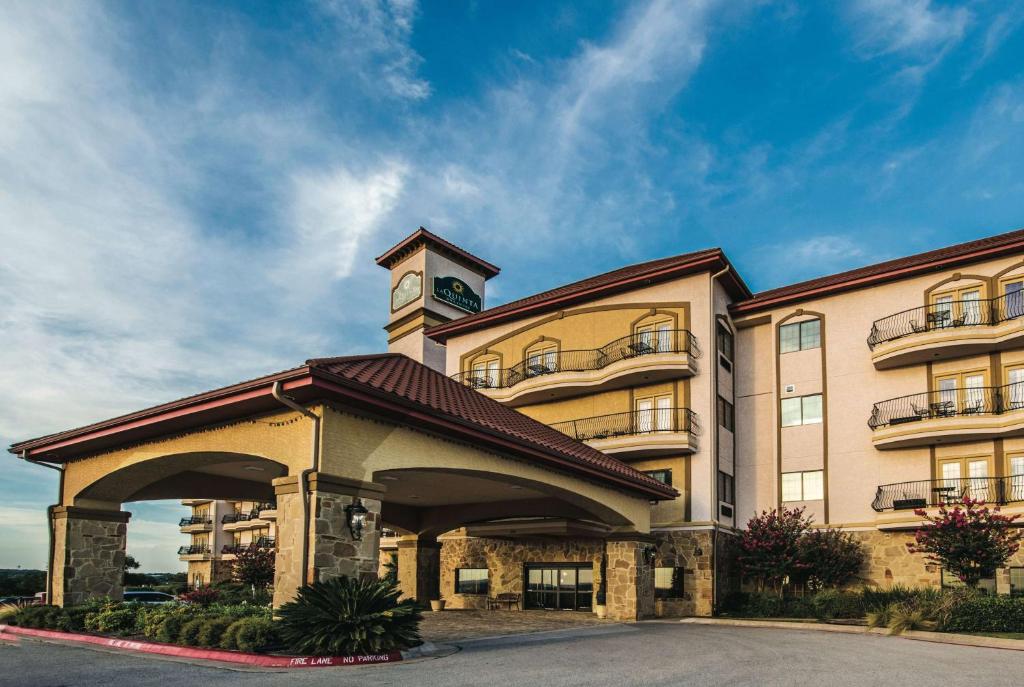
375, 227, 499, 372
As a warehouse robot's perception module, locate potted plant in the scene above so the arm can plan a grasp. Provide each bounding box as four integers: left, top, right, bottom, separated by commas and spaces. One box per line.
594, 555, 608, 619
594, 590, 607, 619
430, 598, 446, 612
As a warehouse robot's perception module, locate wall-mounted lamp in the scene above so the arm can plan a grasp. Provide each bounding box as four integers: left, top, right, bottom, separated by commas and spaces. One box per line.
345, 498, 369, 541
642, 545, 657, 566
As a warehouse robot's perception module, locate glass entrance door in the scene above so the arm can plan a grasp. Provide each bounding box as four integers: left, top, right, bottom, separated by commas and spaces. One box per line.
525, 564, 594, 611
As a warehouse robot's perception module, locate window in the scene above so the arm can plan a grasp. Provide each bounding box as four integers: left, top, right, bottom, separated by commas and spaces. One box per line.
636, 395, 673, 433
525, 344, 557, 376
470, 358, 500, 388
644, 469, 672, 486
455, 568, 489, 595
781, 470, 824, 502
941, 568, 995, 595
717, 396, 735, 431
1011, 568, 1024, 598
779, 319, 821, 353
718, 471, 735, 505
717, 323, 734, 362
781, 394, 823, 427
654, 567, 685, 599
931, 285, 986, 327
636, 320, 673, 353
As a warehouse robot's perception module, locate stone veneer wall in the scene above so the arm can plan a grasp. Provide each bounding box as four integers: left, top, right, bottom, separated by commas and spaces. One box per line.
604, 540, 655, 620
52, 511, 128, 607
849, 529, 1024, 593
439, 535, 603, 610
310, 492, 382, 582
652, 530, 714, 617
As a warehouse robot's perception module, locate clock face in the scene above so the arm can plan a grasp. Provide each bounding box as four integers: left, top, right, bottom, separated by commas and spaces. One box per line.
392, 272, 422, 311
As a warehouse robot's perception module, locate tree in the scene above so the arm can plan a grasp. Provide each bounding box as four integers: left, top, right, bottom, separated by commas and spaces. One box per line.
738, 507, 812, 595
796, 528, 865, 590
907, 498, 1021, 588
124, 555, 140, 572
233, 546, 275, 592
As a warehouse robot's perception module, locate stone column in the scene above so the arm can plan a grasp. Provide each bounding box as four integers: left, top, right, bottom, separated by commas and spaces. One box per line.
396, 536, 441, 603
604, 538, 655, 621
51, 506, 130, 607
272, 473, 384, 607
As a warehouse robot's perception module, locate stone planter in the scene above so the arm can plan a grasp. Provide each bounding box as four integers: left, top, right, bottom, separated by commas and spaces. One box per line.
430, 599, 446, 612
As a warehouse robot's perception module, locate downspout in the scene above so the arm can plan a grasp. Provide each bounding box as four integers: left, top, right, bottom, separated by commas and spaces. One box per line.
271, 381, 320, 586
709, 264, 730, 615
20, 451, 64, 605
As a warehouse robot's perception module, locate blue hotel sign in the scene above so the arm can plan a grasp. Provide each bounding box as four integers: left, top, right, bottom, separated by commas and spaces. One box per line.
432, 276, 482, 314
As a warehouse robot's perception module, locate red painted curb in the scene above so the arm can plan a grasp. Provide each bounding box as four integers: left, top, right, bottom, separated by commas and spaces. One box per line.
0, 625, 402, 668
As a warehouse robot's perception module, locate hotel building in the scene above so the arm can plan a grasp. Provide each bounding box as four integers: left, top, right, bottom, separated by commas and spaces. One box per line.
13, 225, 1024, 618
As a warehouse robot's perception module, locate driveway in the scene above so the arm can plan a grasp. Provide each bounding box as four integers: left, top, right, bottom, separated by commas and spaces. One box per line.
3, 622, 1022, 687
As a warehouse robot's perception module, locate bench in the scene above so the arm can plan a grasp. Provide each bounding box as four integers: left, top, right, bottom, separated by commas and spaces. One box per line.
487, 592, 521, 610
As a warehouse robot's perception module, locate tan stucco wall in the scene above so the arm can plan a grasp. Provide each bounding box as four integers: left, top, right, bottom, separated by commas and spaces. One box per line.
318, 406, 653, 532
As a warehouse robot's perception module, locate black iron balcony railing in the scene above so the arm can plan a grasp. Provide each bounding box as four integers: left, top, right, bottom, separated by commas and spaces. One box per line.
868, 382, 1024, 429
451, 329, 701, 391
872, 475, 1024, 511
256, 502, 276, 512
178, 516, 212, 527
177, 545, 211, 556
549, 408, 701, 442
221, 508, 268, 524
221, 544, 245, 555
867, 292, 1024, 349
255, 536, 276, 549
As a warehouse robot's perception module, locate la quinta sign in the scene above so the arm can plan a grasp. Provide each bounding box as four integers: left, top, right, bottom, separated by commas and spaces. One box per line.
432, 276, 481, 314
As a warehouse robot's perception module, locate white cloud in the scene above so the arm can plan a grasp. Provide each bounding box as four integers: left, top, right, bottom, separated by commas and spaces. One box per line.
847, 0, 970, 60
286, 161, 408, 282
316, 0, 431, 100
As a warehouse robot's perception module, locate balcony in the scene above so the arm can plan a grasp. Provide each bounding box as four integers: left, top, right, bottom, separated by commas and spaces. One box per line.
177, 545, 211, 559
452, 330, 700, 406
178, 516, 212, 532
549, 408, 700, 459
868, 383, 1024, 448
867, 294, 1024, 369
872, 475, 1024, 512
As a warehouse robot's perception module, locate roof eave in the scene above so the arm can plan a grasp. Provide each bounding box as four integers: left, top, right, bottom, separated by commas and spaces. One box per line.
426, 251, 746, 343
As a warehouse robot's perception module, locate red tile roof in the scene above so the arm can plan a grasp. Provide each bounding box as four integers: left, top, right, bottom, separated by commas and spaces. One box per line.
10, 354, 674, 500
306, 353, 675, 498
732, 227, 1024, 315
375, 227, 501, 279
426, 247, 751, 342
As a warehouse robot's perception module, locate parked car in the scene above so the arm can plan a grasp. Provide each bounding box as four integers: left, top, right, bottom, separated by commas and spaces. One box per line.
123, 590, 177, 605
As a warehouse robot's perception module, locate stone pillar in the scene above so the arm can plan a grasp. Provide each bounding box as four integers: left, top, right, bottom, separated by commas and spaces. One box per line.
396, 536, 441, 603
272, 473, 384, 607
604, 538, 655, 621
51, 506, 130, 607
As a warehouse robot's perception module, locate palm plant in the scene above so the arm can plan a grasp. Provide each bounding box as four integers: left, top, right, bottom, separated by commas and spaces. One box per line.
276, 576, 422, 656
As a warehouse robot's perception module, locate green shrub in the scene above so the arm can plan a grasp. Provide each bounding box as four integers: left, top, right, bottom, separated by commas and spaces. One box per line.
737, 592, 784, 618
810, 590, 864, 620
197, 617, 234, 648
887, 603, 937, 634
178, 618, 207, 646
782, 596, 816, 618
941, 595, 1024, 633
277, 576, 421, 656
156, 614, 187, 643
233, 617, 280, 654
866, 604, 893, 629
12, 605, 68, 630
718, 591, 749, 615
84, 606, 141, 636
220, 619, 245, 650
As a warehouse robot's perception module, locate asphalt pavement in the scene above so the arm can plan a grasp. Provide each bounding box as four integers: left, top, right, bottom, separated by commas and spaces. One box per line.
2, 622, 1022, 687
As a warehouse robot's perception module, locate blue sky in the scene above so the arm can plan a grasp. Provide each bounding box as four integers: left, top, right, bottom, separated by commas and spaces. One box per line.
1, 0, 1022, 572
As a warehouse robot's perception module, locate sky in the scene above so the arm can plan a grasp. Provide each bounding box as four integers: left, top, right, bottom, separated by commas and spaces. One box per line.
1, 0, 1022, 573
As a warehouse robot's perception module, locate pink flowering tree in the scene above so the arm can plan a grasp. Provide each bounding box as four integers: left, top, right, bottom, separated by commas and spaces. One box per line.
739, 507, 812, 595
907, 498, 1021, 588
